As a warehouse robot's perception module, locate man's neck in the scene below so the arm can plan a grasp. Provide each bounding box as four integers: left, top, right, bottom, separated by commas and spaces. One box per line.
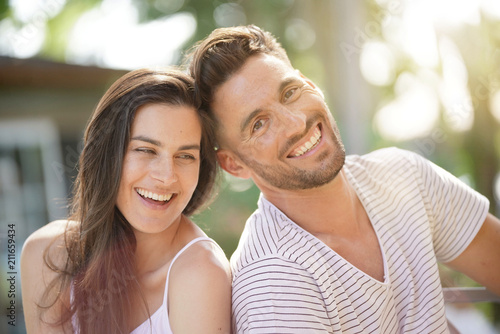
261, 168, 364, 237
261, 168, 385, 282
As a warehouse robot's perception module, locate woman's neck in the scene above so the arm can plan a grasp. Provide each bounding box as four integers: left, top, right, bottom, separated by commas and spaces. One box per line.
133, 215, 184, 276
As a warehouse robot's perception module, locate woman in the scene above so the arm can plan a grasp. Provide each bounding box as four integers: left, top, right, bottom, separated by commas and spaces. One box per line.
21, 68, 232, 333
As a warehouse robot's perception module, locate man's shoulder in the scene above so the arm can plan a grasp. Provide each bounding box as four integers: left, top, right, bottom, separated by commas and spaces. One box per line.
229, 210, 280, 271
346, 147, 420, 173
229, 201, 304, 276
347, 146, 416, 163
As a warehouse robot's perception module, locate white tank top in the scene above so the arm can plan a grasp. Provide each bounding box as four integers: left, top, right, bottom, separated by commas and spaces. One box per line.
72, 237, 217, 334
130, 237, 215, 334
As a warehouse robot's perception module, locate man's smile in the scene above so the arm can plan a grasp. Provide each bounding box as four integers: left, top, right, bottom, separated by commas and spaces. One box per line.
288, 125, 322, 158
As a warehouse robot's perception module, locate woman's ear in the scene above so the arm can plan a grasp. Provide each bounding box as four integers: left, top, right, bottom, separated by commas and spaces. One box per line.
217, 149, 251, 179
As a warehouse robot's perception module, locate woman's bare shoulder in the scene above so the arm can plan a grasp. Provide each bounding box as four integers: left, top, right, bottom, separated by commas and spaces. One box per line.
168, 223, 232, 333
182, 238, 230, 276
25, 219, 75, 242
21, 220, 76, 333
22, 220, 76, 260
21, 220, 75, 272
175, 219, 231, 280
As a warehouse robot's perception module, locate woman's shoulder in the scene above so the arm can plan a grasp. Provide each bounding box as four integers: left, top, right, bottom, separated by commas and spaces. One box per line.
21, 220, 76, 333
176, 224, 230, 280
169, 218, 231, 289
167, 220, 232, 333
21, 220, 76, 269
22, 220, 76, 260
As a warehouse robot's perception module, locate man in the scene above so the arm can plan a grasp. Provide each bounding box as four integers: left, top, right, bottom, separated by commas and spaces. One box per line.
188, 25, 500, 333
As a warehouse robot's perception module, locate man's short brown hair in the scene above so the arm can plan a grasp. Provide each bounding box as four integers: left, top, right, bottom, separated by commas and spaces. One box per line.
187, 25, 291, 113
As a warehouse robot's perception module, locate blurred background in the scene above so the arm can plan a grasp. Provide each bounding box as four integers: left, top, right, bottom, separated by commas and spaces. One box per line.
0, 0, 499, 333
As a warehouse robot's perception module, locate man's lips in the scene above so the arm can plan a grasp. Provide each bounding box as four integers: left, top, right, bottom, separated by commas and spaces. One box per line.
287, 125, 322, 158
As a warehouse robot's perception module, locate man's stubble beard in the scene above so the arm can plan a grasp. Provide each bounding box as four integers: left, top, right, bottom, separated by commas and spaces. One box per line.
236, 115, 346, 191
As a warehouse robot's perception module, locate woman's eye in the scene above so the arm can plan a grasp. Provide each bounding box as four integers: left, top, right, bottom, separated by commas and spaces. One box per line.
136, 148, 155, 154
177, 154, 197, 161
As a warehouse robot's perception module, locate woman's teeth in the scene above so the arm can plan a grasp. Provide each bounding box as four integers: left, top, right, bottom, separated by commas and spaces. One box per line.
136, 188, 173, 202
293, 127, 321, 157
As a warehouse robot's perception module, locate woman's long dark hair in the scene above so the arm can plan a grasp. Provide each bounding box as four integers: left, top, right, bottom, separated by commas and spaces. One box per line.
42, 68, 218, 333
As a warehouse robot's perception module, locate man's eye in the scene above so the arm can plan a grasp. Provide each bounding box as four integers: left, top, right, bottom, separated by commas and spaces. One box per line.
252, 119, 264, 133
283, 88, 297, 102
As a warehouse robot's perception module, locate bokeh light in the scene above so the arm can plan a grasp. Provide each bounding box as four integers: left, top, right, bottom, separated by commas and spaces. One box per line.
66, 0, 195, 69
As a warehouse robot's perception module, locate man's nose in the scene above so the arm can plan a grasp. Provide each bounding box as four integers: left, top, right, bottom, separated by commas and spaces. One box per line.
278, 108, 307, 138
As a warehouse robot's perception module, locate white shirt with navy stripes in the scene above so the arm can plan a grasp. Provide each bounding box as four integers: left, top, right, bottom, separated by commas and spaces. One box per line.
230, 147, 489, 334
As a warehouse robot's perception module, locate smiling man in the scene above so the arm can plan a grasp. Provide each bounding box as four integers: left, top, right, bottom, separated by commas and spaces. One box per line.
211, 53, 345, 192
188, 25, 500, 333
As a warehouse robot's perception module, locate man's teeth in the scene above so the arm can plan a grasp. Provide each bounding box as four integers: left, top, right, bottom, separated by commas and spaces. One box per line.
136, 188, 173, 202
294, 128, 321, 157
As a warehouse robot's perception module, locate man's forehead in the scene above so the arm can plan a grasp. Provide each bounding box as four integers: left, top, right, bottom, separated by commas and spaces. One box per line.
238, 54, 295, 81
211, 54, 301, 137
214, 54, 297, 103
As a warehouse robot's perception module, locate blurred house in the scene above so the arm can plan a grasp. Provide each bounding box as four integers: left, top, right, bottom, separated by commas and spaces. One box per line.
0, 56, 125, 334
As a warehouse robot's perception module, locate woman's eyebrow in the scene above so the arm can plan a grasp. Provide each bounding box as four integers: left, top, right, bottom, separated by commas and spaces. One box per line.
178, 144, 201, 151
131, 135, 162, 147
131, 136, 200, 151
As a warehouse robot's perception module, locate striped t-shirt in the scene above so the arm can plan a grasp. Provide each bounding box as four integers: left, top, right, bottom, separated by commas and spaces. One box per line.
230, 147, 489, 333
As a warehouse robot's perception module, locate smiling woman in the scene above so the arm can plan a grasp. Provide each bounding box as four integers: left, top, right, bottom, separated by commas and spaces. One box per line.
117, 103, 202, 235
20, 68, 231, 334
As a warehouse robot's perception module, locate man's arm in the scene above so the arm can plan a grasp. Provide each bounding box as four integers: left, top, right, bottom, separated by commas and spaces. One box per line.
232, 256, 332, 333
445, 213, 500, 296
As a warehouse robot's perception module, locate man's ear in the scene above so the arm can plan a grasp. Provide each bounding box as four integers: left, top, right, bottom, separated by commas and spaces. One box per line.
217, 149, 251, 179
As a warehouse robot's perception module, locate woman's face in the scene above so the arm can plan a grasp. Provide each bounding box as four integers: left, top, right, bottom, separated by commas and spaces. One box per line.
116, 103, 202, 235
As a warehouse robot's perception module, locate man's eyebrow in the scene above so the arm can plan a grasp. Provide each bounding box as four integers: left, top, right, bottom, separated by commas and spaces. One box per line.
131, 136, 200, 151
240, 108, 263, 133
240, 76, 301, 133
278, 76, 300, 95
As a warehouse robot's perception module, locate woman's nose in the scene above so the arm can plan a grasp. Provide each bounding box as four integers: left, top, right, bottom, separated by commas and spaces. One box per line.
151, 159, 178, 185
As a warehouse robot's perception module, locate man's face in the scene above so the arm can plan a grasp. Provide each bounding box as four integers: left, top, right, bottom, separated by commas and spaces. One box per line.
212, 54, 345, 191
